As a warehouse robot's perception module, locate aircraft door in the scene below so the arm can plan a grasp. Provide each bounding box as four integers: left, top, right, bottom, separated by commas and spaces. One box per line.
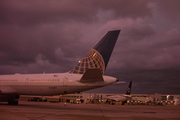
63, 75, 69, 86
25, 78, 29, 85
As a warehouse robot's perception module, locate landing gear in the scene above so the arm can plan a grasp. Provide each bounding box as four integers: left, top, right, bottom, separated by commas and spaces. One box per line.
8, 95, 20, 105
8, 100, 18, 105
122, 101, 127, 105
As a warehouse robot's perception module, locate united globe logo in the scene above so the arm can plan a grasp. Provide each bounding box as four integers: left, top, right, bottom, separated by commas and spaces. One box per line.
70, 49, 105, 74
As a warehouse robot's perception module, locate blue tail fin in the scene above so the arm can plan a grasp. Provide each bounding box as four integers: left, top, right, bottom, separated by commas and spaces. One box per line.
70, 30, 120, 74
125, 81, 132, 95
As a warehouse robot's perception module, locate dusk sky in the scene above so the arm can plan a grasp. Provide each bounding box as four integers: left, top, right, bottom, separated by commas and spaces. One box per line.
0, 0, 180, 94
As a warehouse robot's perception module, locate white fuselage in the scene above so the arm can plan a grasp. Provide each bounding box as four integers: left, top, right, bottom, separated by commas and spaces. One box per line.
107, 94, 131, 102
0, 73, 117, 96
131, 97, 153, 103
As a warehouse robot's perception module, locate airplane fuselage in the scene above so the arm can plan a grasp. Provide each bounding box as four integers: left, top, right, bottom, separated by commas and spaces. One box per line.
0, 73, 117, 96
107, 94, 131, 102
0, 30, 121, 105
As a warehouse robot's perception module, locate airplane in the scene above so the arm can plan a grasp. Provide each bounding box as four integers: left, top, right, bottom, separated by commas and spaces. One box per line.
131, 96, 153, 104
174, 98, 180, 105
107, 81, 132, 105
0, 30, 121, 105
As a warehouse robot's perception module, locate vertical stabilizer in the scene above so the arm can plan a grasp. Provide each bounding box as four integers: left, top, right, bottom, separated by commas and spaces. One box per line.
70, 30, 120, 74
125, 81, 132, 95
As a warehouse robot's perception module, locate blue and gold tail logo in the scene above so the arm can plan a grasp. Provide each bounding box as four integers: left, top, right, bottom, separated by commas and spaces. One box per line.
70, 30, 120, 74
70, 49, 105, 74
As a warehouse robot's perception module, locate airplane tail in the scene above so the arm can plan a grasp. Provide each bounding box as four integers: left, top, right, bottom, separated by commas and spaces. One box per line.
70, 30, 120, 74
125, 81, 132, 95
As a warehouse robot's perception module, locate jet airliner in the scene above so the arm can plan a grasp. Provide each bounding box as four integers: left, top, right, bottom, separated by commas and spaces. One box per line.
0, 30, 121, 105
107, 81, 132, 105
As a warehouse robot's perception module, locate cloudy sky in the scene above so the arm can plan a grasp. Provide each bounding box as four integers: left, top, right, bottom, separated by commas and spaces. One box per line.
0, 0, 180, 94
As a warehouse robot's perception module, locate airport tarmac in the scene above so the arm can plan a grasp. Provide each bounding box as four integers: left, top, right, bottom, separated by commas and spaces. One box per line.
0, 101, 180, 120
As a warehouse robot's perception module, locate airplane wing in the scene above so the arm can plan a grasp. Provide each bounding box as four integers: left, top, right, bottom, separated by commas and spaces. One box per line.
0, 86, 17, 94
114, 81, 126, 84
79, 68, 104, 83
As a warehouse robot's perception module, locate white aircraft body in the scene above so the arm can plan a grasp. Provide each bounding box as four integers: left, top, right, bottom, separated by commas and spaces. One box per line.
0, 30, 121, 105
131, 96, 153, 103
107, 94, 131, 102
107, 81, 132, 105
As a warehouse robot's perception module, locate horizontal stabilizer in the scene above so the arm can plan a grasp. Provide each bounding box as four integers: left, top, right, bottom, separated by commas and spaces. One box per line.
79, 68, 104, 83
0, 86, 17, 94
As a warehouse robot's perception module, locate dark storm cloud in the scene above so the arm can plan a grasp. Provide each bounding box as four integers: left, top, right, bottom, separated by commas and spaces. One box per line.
0, 0, 96, 26
156, 0, 180, 22
0, 0, 179, 94
94, 0, 152, 19
0, 0, 152, 26
0, 21, 85, 74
